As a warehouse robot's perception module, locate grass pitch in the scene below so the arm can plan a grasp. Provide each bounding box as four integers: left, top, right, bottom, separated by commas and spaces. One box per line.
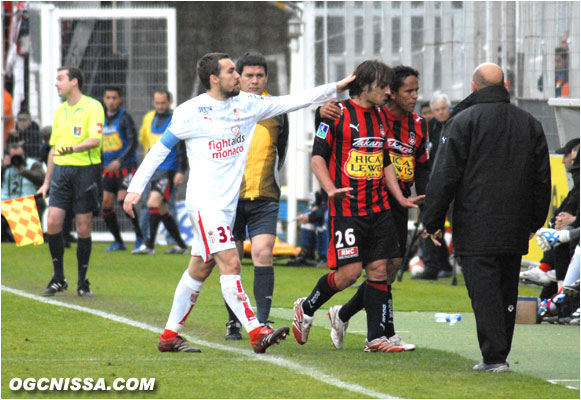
1, 242, 579, 398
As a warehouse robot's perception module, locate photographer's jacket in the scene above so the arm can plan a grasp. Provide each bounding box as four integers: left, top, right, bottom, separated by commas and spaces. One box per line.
423, 85, 551, 256
1, 158, 45, 200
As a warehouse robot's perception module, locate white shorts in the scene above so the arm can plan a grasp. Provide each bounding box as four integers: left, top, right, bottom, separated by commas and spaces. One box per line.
188, 209, 236, 262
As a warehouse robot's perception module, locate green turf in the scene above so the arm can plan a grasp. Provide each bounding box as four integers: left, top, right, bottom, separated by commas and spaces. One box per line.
1, 242, 579, 398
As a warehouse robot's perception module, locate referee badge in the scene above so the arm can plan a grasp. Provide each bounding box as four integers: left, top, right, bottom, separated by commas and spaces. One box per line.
316, 123, 329, 140
73, 126, 82, 137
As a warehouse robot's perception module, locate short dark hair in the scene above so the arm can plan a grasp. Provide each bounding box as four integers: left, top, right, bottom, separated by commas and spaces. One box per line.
236, 52, 268, 75
58, 66, 84, 91
103, 86, 123, 97
153, 89, 172, 102
391, 65, 419, 94
348, 59, 393, 98
419, 101, 430, 110
197, 52, 230, 90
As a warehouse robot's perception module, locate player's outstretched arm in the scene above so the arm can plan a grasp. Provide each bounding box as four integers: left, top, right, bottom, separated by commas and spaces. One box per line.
126, 131, 177, 203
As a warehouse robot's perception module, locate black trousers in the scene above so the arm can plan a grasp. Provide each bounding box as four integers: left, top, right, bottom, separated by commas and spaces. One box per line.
389, 199, 408, 257
460, 254, 521, 364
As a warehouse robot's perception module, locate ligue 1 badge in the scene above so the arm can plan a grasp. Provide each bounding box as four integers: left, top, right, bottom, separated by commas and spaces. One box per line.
316, 123, 329, 140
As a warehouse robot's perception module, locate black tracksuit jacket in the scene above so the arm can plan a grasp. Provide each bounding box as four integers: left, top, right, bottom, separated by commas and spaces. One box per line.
423, 85, 551, 256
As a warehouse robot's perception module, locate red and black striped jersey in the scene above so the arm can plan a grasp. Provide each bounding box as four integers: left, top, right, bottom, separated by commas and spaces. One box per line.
379, 107, 429, 196
312, 99, 392, 217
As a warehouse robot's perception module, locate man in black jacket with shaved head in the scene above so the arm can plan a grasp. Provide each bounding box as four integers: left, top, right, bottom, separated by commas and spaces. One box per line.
423, 62, 551, 373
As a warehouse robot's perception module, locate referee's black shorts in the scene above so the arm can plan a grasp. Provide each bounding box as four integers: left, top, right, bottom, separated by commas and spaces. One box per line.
49, 164, 103, 215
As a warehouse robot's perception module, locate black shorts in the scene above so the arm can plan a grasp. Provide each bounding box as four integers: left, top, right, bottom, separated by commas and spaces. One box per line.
233, 199, 279, 241
49, 164, 103, 215
328, 210, 401, 269
150, 169, 175, 201
102, 166, 136, 194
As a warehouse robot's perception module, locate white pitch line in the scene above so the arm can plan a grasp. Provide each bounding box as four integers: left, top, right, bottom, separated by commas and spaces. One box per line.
2, 285, 398, 399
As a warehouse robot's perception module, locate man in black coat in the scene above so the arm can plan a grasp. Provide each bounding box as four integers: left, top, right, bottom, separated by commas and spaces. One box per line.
423, 63, 551, 373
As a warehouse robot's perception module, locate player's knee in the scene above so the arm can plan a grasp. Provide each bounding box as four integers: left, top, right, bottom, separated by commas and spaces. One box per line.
46, 218, 63, 234
335, 267, 362, 289
76, 224, 91, 238
102, 198, 114, 209
252, 246, 273, 265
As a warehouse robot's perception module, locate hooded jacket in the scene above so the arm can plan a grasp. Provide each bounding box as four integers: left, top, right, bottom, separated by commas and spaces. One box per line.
423, 85, 551, 256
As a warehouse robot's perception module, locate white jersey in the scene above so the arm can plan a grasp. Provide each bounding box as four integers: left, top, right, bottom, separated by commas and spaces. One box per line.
128, 83, 337, 216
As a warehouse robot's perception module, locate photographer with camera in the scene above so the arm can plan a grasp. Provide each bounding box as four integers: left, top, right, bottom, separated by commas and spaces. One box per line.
1, 142, 46, 241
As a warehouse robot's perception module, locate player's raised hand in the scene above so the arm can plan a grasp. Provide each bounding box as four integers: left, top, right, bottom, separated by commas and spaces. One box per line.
336, 75, 356, 93
123, 192, 141, 218
328, 186, 355, 199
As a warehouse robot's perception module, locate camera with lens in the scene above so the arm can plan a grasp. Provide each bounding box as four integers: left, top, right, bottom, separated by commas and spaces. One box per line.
10, 154, 25, 168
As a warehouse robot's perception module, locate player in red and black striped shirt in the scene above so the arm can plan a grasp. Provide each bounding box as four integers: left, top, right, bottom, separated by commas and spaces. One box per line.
291, 60, 424, 352
319, 65, 430, 352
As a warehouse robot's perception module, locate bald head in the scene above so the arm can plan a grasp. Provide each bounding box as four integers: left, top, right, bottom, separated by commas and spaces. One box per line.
472, 63, 505, 91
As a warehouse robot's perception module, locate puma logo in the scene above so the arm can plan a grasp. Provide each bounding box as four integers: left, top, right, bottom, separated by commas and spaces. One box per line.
350, 124, 359, 132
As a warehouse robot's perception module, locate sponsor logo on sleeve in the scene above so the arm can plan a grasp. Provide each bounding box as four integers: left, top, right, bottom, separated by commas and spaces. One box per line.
96, 123, 103, 135
337, 246, 359, 260
316, 123, 329, 140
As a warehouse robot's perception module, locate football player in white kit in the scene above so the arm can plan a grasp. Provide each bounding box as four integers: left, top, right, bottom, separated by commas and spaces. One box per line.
124, 52, 354, 353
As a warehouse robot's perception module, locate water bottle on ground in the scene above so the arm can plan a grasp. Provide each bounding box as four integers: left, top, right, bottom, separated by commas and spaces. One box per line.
434, 313, 461, 325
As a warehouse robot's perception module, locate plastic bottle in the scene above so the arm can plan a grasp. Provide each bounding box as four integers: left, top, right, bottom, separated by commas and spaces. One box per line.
434, 313, 462, 325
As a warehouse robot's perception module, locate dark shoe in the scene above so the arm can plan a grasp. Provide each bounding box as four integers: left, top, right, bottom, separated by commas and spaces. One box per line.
105, 242, 126, 252
563, 280, 580, 297
250, 325, 289, 354
412, 270, 439, 280
77, 279, 94, 297
472, 361, 509, 372
40, 278, 68, 296
225, 320, 242, 341
158, 335, 201, 352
